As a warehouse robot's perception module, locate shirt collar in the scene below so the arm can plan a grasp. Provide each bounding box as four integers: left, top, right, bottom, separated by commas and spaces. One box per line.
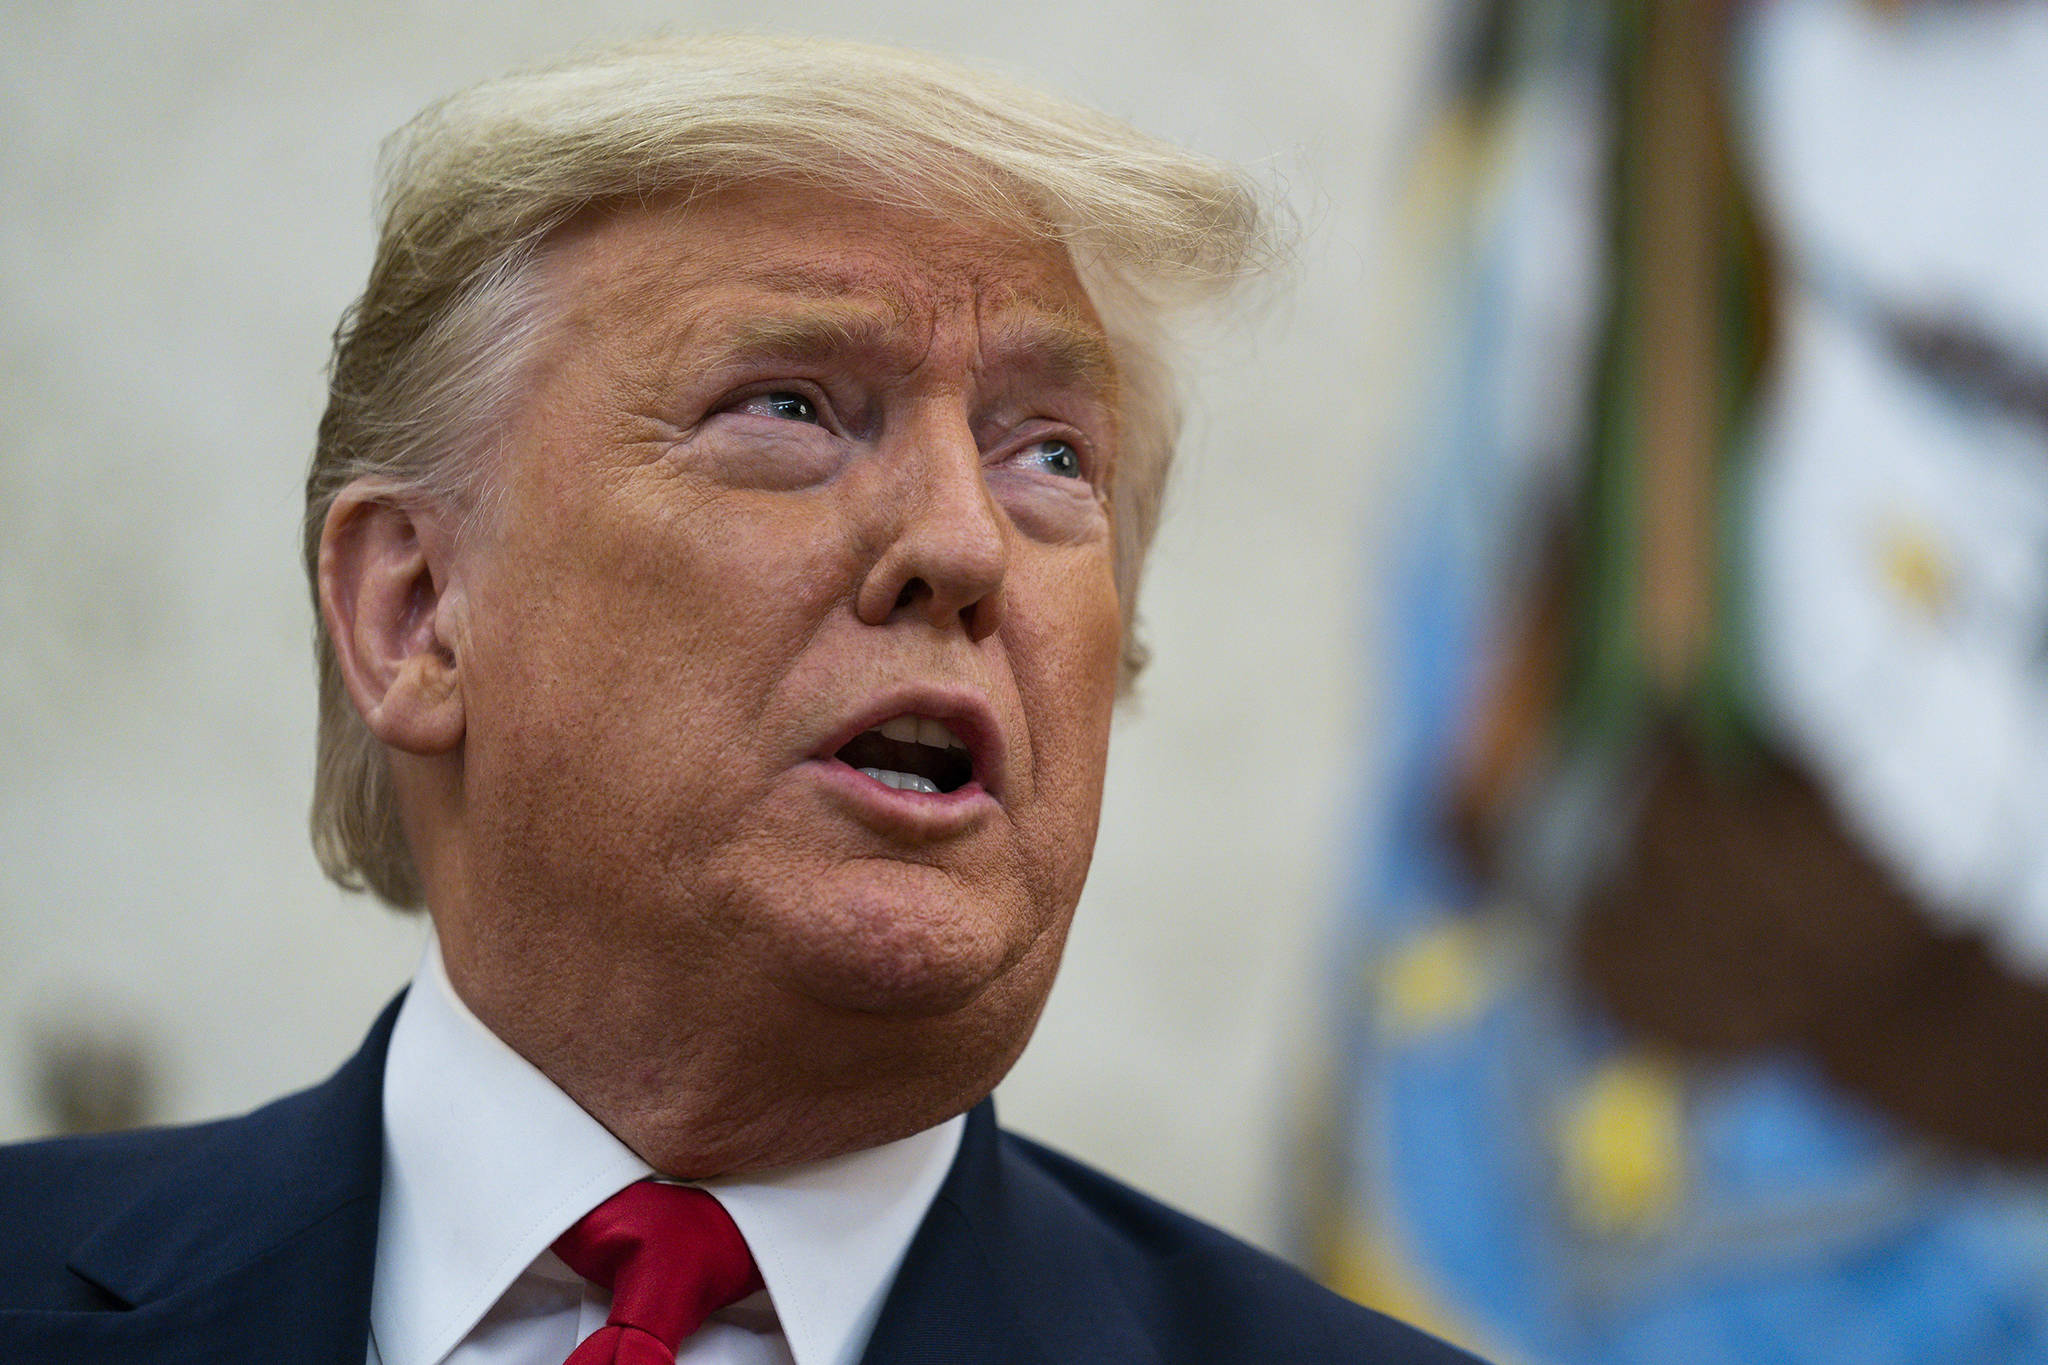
372, 935, 963, 1365
699, 1109, 962, 1365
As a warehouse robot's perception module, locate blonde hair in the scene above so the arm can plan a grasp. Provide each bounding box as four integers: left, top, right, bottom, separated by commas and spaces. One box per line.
306, 34, 1275, 907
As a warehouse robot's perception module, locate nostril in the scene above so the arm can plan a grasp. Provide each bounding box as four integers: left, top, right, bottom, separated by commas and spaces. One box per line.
894, 578, 928, 612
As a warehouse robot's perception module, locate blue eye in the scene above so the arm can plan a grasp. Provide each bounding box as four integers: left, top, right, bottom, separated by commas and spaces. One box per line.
1025, 439, 1083, 479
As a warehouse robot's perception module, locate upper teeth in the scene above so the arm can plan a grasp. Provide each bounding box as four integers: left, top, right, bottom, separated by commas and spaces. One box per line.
875, 715, 967, 751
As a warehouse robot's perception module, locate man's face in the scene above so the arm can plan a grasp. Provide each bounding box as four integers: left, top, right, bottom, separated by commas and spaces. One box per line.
436, 184, 1123, 1066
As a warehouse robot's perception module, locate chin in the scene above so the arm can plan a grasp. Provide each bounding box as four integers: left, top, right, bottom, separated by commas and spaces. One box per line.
764, 869, 1068, 1020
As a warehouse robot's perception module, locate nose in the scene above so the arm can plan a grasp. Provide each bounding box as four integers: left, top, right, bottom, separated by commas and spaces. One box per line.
855, 416, 1007, 640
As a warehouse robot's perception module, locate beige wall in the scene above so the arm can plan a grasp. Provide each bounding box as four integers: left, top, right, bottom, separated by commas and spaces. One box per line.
0, 0, 1439, 1255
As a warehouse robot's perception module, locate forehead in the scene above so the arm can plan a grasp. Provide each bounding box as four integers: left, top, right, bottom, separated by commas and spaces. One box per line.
534, 183, 1115, 388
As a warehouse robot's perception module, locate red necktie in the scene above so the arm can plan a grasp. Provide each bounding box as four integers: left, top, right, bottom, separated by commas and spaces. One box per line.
552, 1180, 765, 1364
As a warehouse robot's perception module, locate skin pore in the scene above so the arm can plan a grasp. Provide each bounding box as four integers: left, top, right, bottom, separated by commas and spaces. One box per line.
319, 183, 1127, 1176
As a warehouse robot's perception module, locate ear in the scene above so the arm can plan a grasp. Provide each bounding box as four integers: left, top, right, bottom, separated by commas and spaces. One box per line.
318, 486, 466, 756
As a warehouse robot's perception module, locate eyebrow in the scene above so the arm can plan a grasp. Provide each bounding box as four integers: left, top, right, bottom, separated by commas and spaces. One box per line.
711, 306, 898, 368
994, 307, 1120, 395
701, 297, 1119, 396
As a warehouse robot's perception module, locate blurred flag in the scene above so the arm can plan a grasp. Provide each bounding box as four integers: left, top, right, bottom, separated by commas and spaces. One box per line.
1311, 1, 2048, 1360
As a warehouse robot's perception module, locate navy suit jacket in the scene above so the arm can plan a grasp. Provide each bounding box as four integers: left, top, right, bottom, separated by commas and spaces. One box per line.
0, 999, 1479, 1364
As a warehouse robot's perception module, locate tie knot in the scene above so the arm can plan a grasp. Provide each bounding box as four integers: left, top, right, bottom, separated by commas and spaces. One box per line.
553, 1181, 763, 1359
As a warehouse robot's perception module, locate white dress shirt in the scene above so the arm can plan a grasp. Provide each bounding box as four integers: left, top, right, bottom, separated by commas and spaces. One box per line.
368, 939, 963, 1365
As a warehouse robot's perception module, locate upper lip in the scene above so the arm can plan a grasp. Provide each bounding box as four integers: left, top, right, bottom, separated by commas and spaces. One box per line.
814, 687, 1005, 799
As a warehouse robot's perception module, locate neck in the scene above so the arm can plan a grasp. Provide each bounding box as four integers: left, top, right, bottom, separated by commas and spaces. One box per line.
429, 912, 1044, 1176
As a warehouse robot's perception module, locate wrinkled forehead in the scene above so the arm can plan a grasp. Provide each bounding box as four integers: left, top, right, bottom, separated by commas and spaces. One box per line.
533, 181, 1119, 395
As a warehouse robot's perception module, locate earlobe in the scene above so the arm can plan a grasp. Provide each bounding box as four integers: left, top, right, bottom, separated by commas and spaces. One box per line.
318, 488, 466, 756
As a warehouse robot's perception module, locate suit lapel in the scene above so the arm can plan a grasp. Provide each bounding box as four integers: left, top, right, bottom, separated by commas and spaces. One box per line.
859, 1101, 1160, 1365
10, 997, 402, 1365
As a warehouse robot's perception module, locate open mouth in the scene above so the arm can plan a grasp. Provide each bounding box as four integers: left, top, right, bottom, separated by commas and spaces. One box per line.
833, 715, 975, 795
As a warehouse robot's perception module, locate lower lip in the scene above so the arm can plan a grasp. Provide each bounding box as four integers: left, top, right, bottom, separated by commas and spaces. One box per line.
806, 758, 996, 834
